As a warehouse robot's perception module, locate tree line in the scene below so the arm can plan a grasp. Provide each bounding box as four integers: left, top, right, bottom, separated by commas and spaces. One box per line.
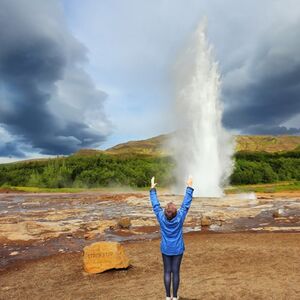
0, 151, 299, 188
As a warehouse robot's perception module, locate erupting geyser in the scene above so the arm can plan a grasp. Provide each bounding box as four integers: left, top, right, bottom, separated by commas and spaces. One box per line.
168, 22, 234, 197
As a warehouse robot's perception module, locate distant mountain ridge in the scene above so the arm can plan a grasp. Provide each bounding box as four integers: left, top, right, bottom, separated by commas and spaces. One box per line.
74, 133, 300, 156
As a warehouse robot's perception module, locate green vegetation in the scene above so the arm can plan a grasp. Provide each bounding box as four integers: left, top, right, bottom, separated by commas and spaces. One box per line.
230, 151, 300, 184
0, 153, 175, 189
5, 186, 146, 193
227, 181, 300, 193
0, 150, 299, 190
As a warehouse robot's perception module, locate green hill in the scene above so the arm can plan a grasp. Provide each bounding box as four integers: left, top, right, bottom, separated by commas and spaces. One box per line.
235, 135, 300, 153
104, 134, 170, 156
99, 133, 300, 156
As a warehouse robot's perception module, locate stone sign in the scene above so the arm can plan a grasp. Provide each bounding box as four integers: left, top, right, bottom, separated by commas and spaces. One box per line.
83, 241, 130, 274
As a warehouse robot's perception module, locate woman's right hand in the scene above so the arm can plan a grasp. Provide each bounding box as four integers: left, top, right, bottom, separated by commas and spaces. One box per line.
186, 175, 193, 188
151, 176, 157, 189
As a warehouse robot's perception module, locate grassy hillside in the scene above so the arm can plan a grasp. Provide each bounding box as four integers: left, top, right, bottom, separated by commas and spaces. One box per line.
235, 135, 300, 153
102, 133, 300, 156
104, 134, 170, 156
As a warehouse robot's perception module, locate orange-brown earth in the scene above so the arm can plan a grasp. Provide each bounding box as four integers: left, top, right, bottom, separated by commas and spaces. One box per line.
1, 232, 300, 300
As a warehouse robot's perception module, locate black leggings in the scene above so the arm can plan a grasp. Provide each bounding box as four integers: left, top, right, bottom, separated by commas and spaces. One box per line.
162, 253, 183, 298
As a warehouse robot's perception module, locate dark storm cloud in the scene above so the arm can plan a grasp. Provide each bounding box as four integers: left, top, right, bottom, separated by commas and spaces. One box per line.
0, 0, 111, 157
245, 125, 300, 135
222, 20, 300, 135
0, 142, 25, 158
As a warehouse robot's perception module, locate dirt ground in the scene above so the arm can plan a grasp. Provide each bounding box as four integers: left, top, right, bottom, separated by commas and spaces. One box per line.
1, 232, 300, 300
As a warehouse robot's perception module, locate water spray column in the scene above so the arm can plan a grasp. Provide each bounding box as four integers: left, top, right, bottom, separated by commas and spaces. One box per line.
170, 22, 234, 197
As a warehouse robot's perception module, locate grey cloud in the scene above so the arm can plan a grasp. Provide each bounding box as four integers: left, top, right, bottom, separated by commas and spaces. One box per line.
245, 125, 300, 135
0, 141, 26, 158
0, 0, 112, 157
222, 20, 300, 135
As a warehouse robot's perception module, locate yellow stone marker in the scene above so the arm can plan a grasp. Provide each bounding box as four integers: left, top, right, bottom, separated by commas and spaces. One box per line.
83, 241, 130, 274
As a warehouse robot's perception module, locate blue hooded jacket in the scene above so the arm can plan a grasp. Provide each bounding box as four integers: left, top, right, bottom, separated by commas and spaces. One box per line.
149, 186, 194, 255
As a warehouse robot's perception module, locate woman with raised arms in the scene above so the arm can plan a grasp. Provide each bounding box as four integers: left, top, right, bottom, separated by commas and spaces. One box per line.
149, 176, 194, 300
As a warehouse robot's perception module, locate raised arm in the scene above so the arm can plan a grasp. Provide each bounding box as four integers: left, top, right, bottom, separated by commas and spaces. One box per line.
178, 176, 194, 222
149, 176, 163, 221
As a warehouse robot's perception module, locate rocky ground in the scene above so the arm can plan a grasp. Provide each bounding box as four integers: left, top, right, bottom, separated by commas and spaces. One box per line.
0, 190, 300, 270
0, 190, 299, 299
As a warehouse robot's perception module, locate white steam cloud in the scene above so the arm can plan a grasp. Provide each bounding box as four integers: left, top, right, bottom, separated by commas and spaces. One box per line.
166, 21, 235, 197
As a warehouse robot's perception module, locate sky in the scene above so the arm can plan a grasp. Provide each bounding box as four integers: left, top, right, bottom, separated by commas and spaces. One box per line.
1, 0, 300, 163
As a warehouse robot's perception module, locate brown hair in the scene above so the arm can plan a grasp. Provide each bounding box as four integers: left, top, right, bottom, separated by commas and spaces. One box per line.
164, 202, 177, 220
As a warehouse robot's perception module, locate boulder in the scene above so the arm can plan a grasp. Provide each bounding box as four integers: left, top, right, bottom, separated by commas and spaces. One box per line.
216, 220, 223, 226
272, 208, 285, 218
201, 216, 212, 226
83, 241, 130, 274
117, 217, 131, 229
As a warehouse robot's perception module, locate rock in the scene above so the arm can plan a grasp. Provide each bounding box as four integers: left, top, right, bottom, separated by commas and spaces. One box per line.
201, 216, 212, 226
84, 231, 97, 240
9, 251, 19, 256
272, 208, 285, 218
215, 220, 223, 226
83, 241, 130, 274
1, 286, 13, 291
86, 223, 99, 231
98, 220, 118, 233
117, 217, 131, 229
